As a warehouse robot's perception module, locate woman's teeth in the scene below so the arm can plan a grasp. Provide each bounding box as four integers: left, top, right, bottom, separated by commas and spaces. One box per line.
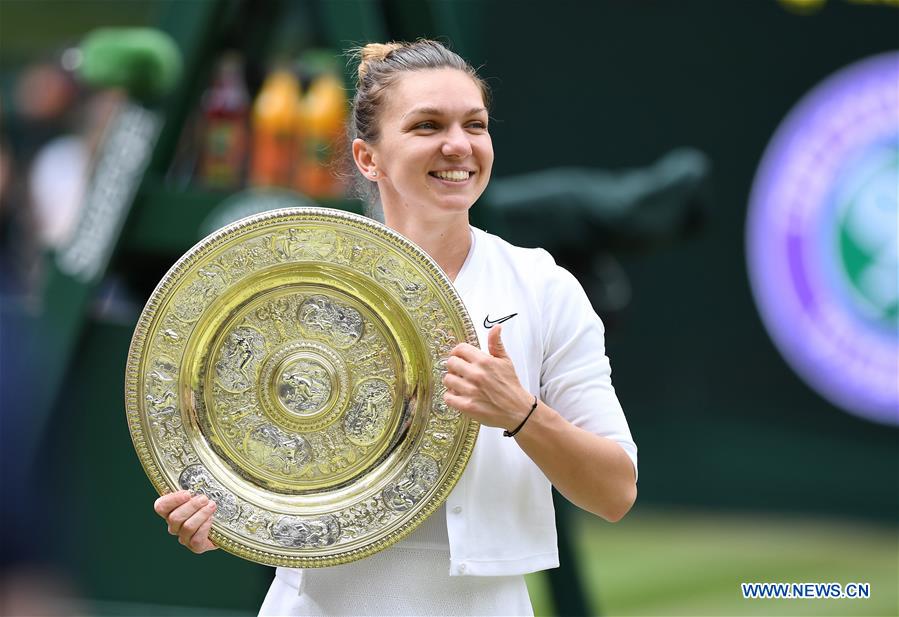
430, 170, 471, 182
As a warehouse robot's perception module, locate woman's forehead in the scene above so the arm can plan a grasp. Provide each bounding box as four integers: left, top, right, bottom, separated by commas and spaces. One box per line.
385, 69, 485, 118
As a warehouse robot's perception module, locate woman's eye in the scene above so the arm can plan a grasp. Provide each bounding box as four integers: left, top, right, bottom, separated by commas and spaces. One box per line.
414, 121, 438, 130
467, 121, 488, 130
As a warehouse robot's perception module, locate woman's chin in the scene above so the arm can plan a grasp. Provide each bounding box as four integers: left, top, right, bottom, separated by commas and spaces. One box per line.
426, 189, 485, 214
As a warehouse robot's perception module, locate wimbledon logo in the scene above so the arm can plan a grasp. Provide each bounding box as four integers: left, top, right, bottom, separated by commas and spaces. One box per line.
746, 52, 898, 426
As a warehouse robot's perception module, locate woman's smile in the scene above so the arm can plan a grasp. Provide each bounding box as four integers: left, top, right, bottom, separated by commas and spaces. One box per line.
428, 169, 476, 184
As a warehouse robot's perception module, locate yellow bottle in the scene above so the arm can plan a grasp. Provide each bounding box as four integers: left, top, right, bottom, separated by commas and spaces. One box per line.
250, 68, 302, 187
296, 73, 347, 197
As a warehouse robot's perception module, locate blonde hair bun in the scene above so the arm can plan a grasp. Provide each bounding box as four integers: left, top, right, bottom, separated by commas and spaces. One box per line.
357, 42, 404, 82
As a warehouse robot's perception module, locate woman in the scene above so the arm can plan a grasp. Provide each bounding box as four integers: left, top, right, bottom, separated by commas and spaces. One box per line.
154, 39, 638, 616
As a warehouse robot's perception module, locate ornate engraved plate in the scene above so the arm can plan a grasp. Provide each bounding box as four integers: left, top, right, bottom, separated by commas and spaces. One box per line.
125, 208, 479, 567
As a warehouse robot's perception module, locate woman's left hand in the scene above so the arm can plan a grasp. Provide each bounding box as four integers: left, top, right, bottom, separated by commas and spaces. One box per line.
442, 325, 534, 431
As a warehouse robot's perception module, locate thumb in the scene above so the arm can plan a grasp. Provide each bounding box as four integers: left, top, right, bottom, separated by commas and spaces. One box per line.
487, 325, 508, 358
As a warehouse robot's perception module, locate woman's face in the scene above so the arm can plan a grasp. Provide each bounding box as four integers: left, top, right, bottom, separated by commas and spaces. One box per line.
359, 68, 494, 222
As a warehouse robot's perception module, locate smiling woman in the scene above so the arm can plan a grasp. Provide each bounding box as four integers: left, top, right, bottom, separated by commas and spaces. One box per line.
352, 65, 494, 282
348, 42, 495, 283
152, 39, 638, 617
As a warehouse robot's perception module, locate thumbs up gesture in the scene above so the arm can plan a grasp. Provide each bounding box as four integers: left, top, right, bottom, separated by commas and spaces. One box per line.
443, 325, 535, 432
486, 323, 508, 359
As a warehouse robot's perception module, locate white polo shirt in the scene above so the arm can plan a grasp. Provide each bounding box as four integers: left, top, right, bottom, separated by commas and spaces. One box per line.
442, 226, 638, 577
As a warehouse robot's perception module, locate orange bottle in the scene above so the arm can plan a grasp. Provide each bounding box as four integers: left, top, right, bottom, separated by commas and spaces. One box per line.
250, 68, 302, 187
295, 73, 347, 198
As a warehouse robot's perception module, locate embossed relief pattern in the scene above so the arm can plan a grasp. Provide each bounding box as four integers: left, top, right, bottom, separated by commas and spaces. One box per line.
277, 357, 332, 414
244, 424, 313, 475
420, 415, 462, 463
132, 215, 475, 560
382, 455, 440, 512
342, 321, 396, 383
206, 291, 401, 487
373, 253, 430, 309
215, 326, 267, 392
272, 515, 341, 549
270, 228, 338, 262
298, 295, 364, 348
336, 496, 396, 540
303, 425, 365, 476
145, 355, 198, 469
344, 378, 394, 446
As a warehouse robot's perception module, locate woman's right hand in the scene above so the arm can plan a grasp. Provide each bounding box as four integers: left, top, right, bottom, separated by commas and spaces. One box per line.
153, 490, 218, 554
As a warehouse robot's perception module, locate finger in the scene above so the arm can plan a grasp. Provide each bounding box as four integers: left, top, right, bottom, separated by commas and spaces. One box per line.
443, 390, 470, 414
449, 343, 482, 362
181, 501, 216, 551
189, 505, 218, 553
167, 494, 208, 535
487, 325, 508, 359
179, 500, 214, 538
443, 372, 475, 395
445, 355, 473, 378
154, 490, 191, 519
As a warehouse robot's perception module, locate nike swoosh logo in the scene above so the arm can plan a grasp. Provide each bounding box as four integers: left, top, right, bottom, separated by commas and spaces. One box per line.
483, 313, 518, 328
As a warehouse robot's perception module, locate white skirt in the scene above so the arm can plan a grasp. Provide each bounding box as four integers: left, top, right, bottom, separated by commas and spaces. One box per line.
258, 506, 533, 617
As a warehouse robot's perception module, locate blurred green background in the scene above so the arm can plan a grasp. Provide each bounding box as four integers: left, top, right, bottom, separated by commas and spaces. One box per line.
1, 1, 896, 616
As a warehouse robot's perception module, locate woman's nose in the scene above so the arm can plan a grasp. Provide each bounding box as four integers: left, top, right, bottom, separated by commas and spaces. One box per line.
441, 124, 473, 158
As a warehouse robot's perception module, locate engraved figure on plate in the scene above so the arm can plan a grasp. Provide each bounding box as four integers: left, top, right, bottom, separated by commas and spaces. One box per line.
271, 514, 341, 548
382, 454, 440, 512
297, 295, 363, 348
338, 497, 395, 539
173, 267, 227, 323
277, 358, 331, 415
254, 296, 292, 341
145, 356, 181, 440
217, 239, 273, 281
215, 326, 267, 392
344, 378, 394, 446
244, 424, 313, 475
373, 253, 429, 308
270, 228, 338, 262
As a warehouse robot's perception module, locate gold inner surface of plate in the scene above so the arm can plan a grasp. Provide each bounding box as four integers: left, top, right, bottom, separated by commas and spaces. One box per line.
125, 208, 479, 567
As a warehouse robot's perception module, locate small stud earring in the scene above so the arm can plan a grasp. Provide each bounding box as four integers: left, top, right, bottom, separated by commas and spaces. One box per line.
370, 170, 378, 177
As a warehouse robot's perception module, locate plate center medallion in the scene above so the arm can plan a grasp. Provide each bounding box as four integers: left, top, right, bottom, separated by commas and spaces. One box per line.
276, 356, 333, 416
260, 341, 349, 433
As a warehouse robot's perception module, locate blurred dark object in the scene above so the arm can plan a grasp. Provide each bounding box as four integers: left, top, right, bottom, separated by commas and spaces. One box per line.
13, 63, 79, 122
74, 28, 183, 102
0, 295, 49, 571
0, 566, 83, 617
486, 147, 712, 315
198, 52, 249, 190
0, 125, 38, 296
488, 147, 711, 250
2, 59, 85, 297
550, 490, 594, 617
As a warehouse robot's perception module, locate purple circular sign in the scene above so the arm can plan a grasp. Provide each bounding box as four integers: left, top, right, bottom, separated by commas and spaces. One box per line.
747, 52, 898, 426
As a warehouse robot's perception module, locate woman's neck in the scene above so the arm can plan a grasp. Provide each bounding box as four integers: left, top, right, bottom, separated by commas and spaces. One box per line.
383, 212, 471, 282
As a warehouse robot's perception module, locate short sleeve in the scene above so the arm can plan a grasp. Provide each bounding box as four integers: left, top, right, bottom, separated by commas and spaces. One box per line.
536, 253, 638, 479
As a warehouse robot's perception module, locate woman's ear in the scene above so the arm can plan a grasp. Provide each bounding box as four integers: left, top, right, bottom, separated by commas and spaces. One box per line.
352, 138, 377, 178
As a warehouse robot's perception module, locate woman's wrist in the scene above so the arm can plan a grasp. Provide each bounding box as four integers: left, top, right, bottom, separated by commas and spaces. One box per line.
503, 393, 539, 436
